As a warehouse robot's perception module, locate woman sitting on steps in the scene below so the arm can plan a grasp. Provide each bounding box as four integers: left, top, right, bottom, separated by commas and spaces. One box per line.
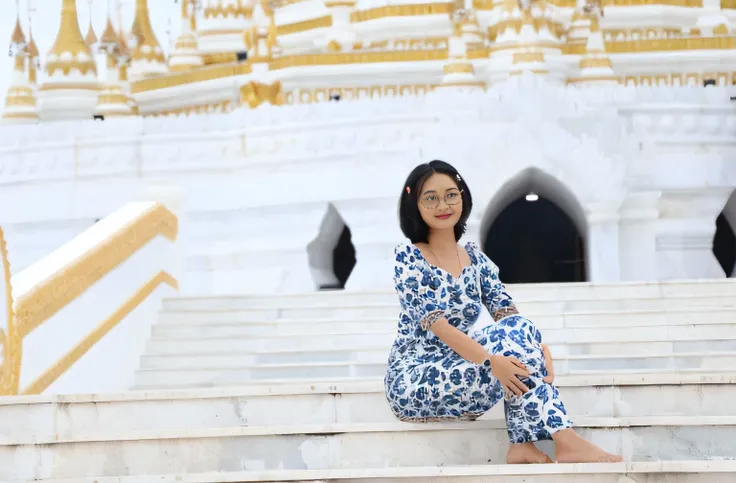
383, 160, 623, 464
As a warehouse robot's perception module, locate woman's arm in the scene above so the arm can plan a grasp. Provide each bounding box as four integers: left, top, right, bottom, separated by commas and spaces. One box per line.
542, 343, 555, 383
431, 318, 530, 396
473, 244, 519, 321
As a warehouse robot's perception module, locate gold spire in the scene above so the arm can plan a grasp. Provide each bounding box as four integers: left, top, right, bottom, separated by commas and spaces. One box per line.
27, 33, 39, 59
10, 16, 26, 46
131, 0, 165, 63
85, 23, 98, 47
3, 6, 39, 124
46, 0, 97, 76
100, 17, 118, 45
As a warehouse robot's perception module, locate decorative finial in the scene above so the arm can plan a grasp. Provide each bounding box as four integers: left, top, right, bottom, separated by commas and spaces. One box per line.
582, 0, 604, 17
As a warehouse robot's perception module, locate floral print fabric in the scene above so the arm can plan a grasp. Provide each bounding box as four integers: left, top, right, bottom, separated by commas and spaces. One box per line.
384, 241, 573, 442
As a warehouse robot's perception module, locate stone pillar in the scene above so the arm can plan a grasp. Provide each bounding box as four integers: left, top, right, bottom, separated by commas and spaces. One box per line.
585, 202, 621, 282
618, 192, 660, 281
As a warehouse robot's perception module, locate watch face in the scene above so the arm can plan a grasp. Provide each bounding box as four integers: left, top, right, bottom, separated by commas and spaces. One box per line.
484, 359, 491, 367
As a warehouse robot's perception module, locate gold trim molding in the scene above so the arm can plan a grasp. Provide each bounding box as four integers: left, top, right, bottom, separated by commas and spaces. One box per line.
351, 3, 452, 22
13, 203, 178, 339
284, 84, 435, 104
132, 63, 252, 94
147, 99, 234, 117
277, 15, 332, 36
0, 227, 17, 395
21, 271, 178, 395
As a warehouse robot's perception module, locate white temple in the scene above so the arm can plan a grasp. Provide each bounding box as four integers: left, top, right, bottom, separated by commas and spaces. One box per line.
0, 0, 735, 480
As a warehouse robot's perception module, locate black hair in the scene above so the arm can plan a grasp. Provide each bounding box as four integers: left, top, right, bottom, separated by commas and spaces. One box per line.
398, 160, 473, 243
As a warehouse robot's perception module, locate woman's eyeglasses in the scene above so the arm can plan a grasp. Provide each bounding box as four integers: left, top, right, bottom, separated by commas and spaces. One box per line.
420, 190, 463, 209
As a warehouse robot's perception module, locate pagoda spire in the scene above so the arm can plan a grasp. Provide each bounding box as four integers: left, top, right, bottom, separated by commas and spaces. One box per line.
129, 0, 168, 79
39, 0, 100, 120
2, 2, 39, 124
169, 0, 203, 72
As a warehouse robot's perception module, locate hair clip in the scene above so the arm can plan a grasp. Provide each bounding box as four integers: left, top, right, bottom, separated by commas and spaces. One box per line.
456, 174, 462, 181
406, 186, 411, 194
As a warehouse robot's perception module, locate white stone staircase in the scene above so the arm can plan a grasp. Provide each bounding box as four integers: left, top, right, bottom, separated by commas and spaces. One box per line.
133, 280, 736, 389
3, 279, 736, 481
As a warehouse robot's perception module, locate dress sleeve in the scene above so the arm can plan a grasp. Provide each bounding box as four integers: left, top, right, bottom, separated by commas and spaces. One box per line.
393, 243, 449, 333
471, 243, 519, 321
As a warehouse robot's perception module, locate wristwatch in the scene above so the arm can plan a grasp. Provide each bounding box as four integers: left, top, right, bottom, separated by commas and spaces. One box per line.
483, 356, 492, 369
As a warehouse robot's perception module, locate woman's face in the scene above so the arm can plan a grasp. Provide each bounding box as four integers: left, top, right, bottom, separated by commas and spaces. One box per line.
417, 173, 463, 232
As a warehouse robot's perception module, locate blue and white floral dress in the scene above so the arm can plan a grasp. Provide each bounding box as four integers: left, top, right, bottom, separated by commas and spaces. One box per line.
384, 241, 574, 443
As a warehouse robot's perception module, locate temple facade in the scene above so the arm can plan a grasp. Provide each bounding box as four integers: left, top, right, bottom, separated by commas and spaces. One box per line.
0, 0, 734, 295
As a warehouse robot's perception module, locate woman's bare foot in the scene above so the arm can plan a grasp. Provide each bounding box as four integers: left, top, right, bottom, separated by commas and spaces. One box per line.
506, 442, 553, 464
553, 429, 623, 463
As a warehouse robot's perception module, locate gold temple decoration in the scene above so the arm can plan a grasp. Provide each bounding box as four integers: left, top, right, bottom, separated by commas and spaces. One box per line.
14, 204, 178, 339
0, 227, 19, 395
245, 0, 280, 62
240, 80, 284, 108
97, 13, 134, 117
1, 203, 179, 396
21, 271, 178, 395
2, 5, 40, 124
131, 0, 166, 63
170, 0, 203, 72
45, 0, 98, 77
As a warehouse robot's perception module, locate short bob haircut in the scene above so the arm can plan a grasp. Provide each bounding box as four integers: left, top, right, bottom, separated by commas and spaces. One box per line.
398, 160, 473, 243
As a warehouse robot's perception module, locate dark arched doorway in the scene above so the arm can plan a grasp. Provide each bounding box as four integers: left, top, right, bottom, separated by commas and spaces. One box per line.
332, 225, 357, 288
713, 211, 736, 278
483, 195, 587, 283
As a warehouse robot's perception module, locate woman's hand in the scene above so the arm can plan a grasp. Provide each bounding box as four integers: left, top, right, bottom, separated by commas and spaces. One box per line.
490, 355, 530, 398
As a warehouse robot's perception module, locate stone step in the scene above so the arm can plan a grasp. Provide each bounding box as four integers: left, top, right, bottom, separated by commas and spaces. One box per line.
133, 353, 736, 387
27, 461, 736, 483
160, 279, 736, 311
4, 374, 735, 442
3, 417, 736, 480
156, 305, 736, 325
144, 331, 736, 357
151, 320, 736, 343
138, 347, 736, 371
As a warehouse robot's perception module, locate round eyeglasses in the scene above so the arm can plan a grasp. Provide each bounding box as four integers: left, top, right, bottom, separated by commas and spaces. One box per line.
420, 190, 463, 209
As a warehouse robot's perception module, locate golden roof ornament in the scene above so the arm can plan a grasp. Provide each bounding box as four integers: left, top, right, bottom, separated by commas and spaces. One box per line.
582, 0, 604, 18
27, 33, 39, 59
45, 0, 97, 76
85, 23, 99, 48
10, 15, 26, 51
100, 17, 119, 46
3, 1, 39, 124
130, 0, 165, 63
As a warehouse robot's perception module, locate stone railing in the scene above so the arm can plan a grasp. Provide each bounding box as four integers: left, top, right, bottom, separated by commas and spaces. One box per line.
0, 201, 179, 396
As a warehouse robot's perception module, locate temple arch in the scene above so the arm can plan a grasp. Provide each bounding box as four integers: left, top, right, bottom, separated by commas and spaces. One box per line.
713, 189, 736, 278
480, 167, 589, 283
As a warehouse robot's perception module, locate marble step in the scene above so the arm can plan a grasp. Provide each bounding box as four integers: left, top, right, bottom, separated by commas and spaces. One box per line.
144, 331, 736, 357
156, 305, 736, 325
3, 417, 736, 480
133, 353, 736, 387
28, 461, 736, 483
4, 374, 735, 442
160, 279, 736, 311
138, 347, 736, 370
151, 320, 736, 343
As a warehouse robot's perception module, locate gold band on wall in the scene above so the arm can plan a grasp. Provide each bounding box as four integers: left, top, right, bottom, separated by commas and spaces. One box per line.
0, 227, 18, 395
21, 271, 178, 395
13, 203, 178, 340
